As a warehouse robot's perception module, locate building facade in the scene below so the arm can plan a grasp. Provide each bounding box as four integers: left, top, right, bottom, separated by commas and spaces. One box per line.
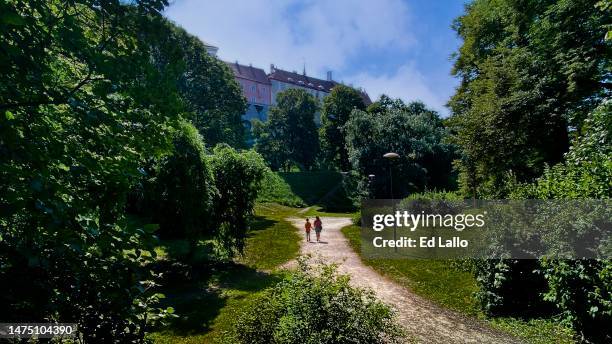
226, 61, 371, 126
225, 62, 271, 124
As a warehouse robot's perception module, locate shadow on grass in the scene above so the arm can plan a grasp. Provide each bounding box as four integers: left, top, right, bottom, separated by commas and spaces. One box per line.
278, 171, 356, 212
249, 215, 278, 233
154, 261, 281, 336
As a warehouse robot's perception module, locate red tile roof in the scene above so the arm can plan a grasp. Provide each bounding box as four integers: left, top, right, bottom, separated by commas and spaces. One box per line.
225, 61, 270, 85
268, 67, 336, 93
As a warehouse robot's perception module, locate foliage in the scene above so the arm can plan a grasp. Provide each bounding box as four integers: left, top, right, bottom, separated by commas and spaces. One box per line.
234, 258, 404, 344
254, 89, 319, 171
0, 0, 178, 341
149, 203, 302, 344
512, 100, 612, 343
344, 98, 457, 199
319, 85, 365, 170
207, 145, 268, 257
449, 0, 611, 198
146, 121, 214, 242
149, 18, 247, 147
342, 224, 575, 343
257, 170, 307, 207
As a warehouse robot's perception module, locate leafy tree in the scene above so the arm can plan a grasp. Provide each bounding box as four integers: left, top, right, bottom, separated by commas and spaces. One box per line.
254, 89, 319, 171
235, 259, 404, 344
149, 19, 247, 147
0, 0, 178, 341
146, 121, 214, 244
320, 85, 365, 170
366, 94, 410, 114
449, 0, 611, 197
513, 100, 611, 343
345, 99, 456, 199
207, 144, 267, 257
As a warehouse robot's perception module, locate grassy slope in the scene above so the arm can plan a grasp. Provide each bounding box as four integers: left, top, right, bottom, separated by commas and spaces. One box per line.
149, 203, 301, 344
341, 225, 576, 344
258, 171, 354, 211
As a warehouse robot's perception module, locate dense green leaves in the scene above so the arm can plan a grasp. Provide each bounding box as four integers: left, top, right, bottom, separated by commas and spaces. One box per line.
254, 89, 320, 171
345, 99, 456, 199
235, 259, 404, 344
0, 0, 180, 341
319, 85, 366, 170
449, 0, 610, 197
207, 145, 268, 257
145, 121, 215, 241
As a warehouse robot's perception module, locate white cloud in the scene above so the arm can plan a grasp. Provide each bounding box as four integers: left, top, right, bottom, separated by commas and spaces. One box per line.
164, 0, 413, 75
164, 0, 450, 115
348, 64, 450, 116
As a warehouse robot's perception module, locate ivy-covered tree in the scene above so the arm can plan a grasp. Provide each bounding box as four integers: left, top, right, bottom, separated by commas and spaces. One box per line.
254, 89, 319, 171
449, 0, 611, 197
319, 85, 365, 170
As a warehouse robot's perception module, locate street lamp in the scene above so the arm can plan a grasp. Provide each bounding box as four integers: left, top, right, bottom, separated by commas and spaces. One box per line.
383, 152, 400, 200
367, 174, 375, 199
383, 152, 400, 252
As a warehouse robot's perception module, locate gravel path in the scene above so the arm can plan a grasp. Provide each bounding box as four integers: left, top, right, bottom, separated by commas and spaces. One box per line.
284, 217, 522, 344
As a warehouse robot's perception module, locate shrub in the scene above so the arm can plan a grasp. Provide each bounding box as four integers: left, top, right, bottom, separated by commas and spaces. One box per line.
207, 144, 267, 257
235, 258, 404, 344
148, 121, 215, 242
518, 101, 611, 343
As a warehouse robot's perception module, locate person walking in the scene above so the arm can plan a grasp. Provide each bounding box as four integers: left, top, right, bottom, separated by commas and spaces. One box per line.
304, 218, 312, 242
314, 216, 323, 242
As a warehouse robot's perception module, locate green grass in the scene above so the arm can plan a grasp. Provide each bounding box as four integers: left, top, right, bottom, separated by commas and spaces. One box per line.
341, 224, 576, 344
149, 203, 301, 343
257, 171, 355, 211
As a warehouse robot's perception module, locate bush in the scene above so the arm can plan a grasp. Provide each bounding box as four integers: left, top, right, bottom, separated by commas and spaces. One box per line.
208, 144, 267, 257
235, 258, 404, 344
148, 121, 215, 241
519, 101, 611, 343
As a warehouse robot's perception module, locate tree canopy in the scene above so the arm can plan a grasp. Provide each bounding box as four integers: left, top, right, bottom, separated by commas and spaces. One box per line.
345, 98, 456, 199
319, 85, 366, 170
150, 18, 247, 147
449, 0, 611, 197
254, 89, 319, 171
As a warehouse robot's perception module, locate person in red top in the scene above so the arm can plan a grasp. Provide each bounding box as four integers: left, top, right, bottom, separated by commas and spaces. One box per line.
304, 218, 312, 242
313, 216, 323, 242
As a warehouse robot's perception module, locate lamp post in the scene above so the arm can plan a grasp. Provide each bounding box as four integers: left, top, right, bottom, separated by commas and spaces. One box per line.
383, 152, 400, 252
367, 174, 375, 199
383, 152, 400, 199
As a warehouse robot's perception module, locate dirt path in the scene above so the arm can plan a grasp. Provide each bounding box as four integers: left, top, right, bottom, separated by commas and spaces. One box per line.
284, 217, 521, 344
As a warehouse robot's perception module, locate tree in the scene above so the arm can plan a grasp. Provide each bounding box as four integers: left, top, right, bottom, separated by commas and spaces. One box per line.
320, 85, 365, 170
512, 100, 611, 343
345, 99, 456, 199
254, 89, 319, 171
146, 121, 214, 244
150, 19, 247, 147
0, 0, 178, 341
207, 145, 268, 257
449, 0, 610, 197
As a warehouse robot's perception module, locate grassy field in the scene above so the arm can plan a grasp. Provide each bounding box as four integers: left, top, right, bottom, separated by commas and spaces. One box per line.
341, 224, 576, 344
148, 203, 301, 343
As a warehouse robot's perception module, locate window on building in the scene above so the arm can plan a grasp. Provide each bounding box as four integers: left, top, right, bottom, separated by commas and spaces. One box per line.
251, 85, 256, 93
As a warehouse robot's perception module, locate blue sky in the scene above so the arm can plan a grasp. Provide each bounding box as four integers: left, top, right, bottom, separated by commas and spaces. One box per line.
165, 0, 467, 116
